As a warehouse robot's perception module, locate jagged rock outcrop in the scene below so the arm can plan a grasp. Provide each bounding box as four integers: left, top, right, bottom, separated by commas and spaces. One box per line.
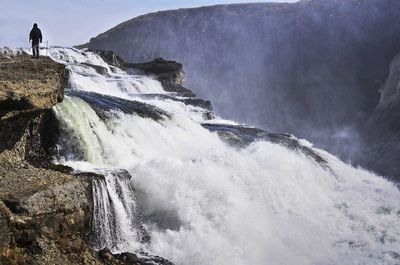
125, 58, 193, 96
84, 0, 400, 180
92, 50, 193, 97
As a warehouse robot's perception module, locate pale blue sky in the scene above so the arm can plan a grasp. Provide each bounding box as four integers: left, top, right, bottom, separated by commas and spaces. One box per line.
0, 0, 299, 47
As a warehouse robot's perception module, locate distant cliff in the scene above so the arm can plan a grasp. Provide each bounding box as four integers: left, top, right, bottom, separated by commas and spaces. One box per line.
84, 0, 400, 180
359, 52, 400, 179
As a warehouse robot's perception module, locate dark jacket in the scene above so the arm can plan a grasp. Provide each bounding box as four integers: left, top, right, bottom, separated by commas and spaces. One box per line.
29, 25, 42, 44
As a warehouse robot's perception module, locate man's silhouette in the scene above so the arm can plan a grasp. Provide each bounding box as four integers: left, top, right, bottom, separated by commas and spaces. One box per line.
29, 23, 42, 59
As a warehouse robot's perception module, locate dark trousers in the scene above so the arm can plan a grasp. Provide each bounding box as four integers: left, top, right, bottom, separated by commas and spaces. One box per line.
32, 42, 39, 58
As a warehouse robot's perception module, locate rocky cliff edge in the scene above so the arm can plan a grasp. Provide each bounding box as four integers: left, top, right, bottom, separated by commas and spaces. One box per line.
0, 51, 134, 265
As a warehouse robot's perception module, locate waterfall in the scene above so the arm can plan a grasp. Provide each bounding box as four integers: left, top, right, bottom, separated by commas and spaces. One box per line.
91, 170, 142, 252
47, 47, 400, 265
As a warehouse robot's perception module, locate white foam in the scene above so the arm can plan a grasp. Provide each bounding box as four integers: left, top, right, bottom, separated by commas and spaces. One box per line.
51, 47, 400, 265
49, 47, 165, 96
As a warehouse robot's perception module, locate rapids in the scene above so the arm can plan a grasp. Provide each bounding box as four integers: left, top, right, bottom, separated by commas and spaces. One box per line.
45, 47, 400, 265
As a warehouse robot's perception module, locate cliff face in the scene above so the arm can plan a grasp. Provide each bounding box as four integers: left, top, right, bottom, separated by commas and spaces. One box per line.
0, 53, 100, 265
377, 53, 400, 110
359, 53, 400, 179
85, 0, 400, 180
0, 53, 66, 160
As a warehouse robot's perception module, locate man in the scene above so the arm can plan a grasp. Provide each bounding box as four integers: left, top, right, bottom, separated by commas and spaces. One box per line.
29, 23, 42, 59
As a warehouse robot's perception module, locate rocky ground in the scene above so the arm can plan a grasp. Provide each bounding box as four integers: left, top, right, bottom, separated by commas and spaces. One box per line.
0, 54, 65, 118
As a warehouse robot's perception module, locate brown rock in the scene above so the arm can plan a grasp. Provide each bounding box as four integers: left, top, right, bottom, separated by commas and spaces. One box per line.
0, 203, 11, 248
0, 54, 67, 116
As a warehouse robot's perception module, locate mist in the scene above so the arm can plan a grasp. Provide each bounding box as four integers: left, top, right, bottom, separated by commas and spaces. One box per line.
86, 0, 400, 180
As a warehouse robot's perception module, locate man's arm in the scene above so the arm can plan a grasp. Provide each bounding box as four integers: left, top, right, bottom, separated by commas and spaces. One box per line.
39, 30, 42, 43
29, 30, 32, 42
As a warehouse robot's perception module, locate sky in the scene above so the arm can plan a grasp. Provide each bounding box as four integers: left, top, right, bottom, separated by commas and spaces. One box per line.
0, 0, 299, 47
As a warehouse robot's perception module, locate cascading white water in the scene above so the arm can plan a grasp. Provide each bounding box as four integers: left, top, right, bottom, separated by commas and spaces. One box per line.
49, 47, 400, 265
91, 170, 142, 252
91, 175, 117, 249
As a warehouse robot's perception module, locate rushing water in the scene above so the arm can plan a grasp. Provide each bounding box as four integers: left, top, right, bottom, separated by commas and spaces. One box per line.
90, 170, 142, 252
45, 47, 400, 265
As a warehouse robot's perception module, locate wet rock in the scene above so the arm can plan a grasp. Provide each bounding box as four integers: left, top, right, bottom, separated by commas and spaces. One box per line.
202, 123, 327, 166
126, 58, 193, 97
98, 248, 115, 263
89, 50, 194, 97
98, 248, 139, 264
67, 90, 170, 121
182, 98, 213, 111
97, 249, 175, 265
119, 252, 138, 264
82, 62, 110, 76
137, 252, 175, 265
134, 93, 213, 111
89, 50, 125, 68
